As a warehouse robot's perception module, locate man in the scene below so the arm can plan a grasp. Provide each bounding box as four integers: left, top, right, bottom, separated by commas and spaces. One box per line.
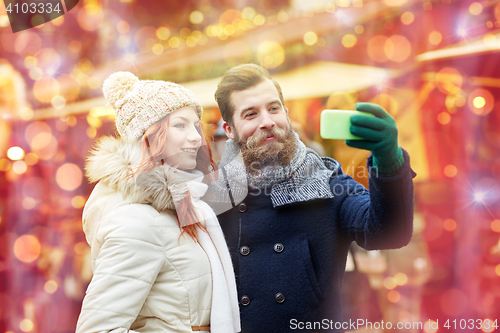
205, 64, 415, 333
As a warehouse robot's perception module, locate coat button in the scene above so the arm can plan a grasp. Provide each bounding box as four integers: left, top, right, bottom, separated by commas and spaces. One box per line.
275, 292, 285, 303
238, 202, 248, 213
240, 246, 250, 256
274, 243, 284, 253
241, 295, 251, 306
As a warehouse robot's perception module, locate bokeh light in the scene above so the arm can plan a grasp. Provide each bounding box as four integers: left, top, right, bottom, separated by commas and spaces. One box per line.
52, 95, 66, 109
156, 27, 170, 40
0, 159, 12, 172
394, 272, 408, 285
341, 34, 357, 48
436, 67, 462, 95
22, 197, 37, 210
253, 14, 265, 26
14, 32, 42, 56
437, 111, 451, 124
469, 2, 483, 16
19, 107, 34, 121
483, 34, 499, 48
57, 75, 80, 102
304, 32, 318, 46
51, 15, 64, 26
74, 241, 89, 255
257, 41, 284, 68
491, 219, 500, 233
367, 35, 389, 62
116, 21, 130, 34
13, 235, 41, 263
7, 146, 25, 160
443, 164, 457, 177
190, 10, 204, 24
383, 276, 397, 289
385, 35, 411, 62
25, 121, 51, 147
401, 11, 414, 25
383, 0, 407, 5
19, 319, 34, 332
28, 132, 58, 160
33, 76, 60, 103
68, 40, 82, 53
12, 161, 27, 174
354, 25, 364, 34
387, 290, 401, 303
429, 31, 442, 45
468, 89, 494, 116
482, 319, 496, 333
71, 195, 86, 209
77, 4, 104, 31
44, 280, 58, 294
36, 48, 61, 74
443, 219, 457, 231
169, 37, 180, 48
495, 264, 500, 276
56, 163, 83, 191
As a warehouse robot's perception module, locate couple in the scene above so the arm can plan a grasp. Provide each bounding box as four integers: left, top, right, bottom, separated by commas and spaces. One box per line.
76, 64, 415, 333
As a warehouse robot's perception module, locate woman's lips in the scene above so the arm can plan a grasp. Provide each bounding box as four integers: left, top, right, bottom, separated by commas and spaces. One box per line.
181, 148, 198, 156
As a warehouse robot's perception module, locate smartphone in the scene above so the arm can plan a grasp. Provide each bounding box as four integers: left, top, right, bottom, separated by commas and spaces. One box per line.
320, 109, 374, 140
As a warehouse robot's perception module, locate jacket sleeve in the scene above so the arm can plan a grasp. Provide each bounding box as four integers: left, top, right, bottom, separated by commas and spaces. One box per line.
76, 205, 165, 333
333, 148, 415, 250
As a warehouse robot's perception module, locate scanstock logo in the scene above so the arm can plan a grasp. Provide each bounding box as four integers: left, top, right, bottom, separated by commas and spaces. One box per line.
3, 0, 79, 33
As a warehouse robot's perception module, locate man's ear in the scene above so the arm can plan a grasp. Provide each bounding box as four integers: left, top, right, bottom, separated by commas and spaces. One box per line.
223, 122, 235, 140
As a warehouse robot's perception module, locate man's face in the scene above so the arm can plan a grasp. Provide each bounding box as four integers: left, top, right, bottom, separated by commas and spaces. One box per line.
223, 79, 289, 144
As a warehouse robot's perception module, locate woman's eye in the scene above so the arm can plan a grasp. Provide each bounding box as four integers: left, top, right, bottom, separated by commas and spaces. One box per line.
174, 123, 185, 128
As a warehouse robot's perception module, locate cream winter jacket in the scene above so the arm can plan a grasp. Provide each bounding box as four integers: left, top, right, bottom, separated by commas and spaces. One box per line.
76, 136, 213, 333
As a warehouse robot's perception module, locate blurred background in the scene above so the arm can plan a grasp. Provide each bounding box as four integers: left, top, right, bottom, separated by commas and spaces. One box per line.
0, 0, 499, 332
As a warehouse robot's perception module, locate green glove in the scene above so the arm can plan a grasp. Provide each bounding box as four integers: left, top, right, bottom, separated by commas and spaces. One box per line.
345, 102, 404, 176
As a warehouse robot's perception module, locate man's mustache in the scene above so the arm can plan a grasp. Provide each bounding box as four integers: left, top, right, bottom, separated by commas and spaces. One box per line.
245, 126, 288, 148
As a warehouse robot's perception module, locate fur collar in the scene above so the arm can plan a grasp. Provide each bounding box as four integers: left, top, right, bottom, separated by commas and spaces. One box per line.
85, 136, 183, 212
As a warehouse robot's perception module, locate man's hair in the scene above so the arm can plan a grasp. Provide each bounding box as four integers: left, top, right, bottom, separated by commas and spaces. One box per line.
214, 64, 285, 125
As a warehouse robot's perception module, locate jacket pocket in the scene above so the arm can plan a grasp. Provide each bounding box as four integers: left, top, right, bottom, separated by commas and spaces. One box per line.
300, 238, 324, 304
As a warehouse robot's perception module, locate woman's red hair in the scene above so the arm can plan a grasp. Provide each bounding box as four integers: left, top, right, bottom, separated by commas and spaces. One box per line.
133, 111, 217, 241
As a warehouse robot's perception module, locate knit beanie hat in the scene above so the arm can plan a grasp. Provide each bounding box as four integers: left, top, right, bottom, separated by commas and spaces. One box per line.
102, 71, 203, 141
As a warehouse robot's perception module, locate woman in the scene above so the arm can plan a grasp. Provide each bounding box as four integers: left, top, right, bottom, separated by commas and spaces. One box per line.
76, 72, 240, 333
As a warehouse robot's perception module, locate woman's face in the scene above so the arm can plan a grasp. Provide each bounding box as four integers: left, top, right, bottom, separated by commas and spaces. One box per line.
164, 106, 202, 170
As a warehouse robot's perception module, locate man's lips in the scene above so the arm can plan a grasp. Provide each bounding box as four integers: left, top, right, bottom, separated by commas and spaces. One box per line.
265, 134, 275, 142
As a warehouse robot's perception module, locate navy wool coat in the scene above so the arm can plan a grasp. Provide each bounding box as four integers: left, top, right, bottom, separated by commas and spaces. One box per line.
215, 151, 415, 333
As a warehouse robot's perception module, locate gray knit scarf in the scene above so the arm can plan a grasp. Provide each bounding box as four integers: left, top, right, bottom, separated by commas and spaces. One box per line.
204, 133, 339, 211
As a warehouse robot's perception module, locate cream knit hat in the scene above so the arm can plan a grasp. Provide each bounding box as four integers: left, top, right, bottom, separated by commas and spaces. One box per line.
102, 72, 203, 141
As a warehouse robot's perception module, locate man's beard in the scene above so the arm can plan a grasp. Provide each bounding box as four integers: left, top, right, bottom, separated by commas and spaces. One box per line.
237, 125, 297, 175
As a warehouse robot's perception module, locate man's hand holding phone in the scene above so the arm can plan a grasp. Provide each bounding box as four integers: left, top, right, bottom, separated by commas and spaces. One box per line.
320, 102, 404, 176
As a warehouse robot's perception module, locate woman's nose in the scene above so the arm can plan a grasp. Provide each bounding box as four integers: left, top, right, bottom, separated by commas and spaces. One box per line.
187, 125, 202, 143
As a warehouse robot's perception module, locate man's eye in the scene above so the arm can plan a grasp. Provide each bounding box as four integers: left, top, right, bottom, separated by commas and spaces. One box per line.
245, 112, 256, 118
270, 106, 279, 111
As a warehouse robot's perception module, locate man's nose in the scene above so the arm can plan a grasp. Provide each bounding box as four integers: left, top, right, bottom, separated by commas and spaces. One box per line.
259, 110, 275, 130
